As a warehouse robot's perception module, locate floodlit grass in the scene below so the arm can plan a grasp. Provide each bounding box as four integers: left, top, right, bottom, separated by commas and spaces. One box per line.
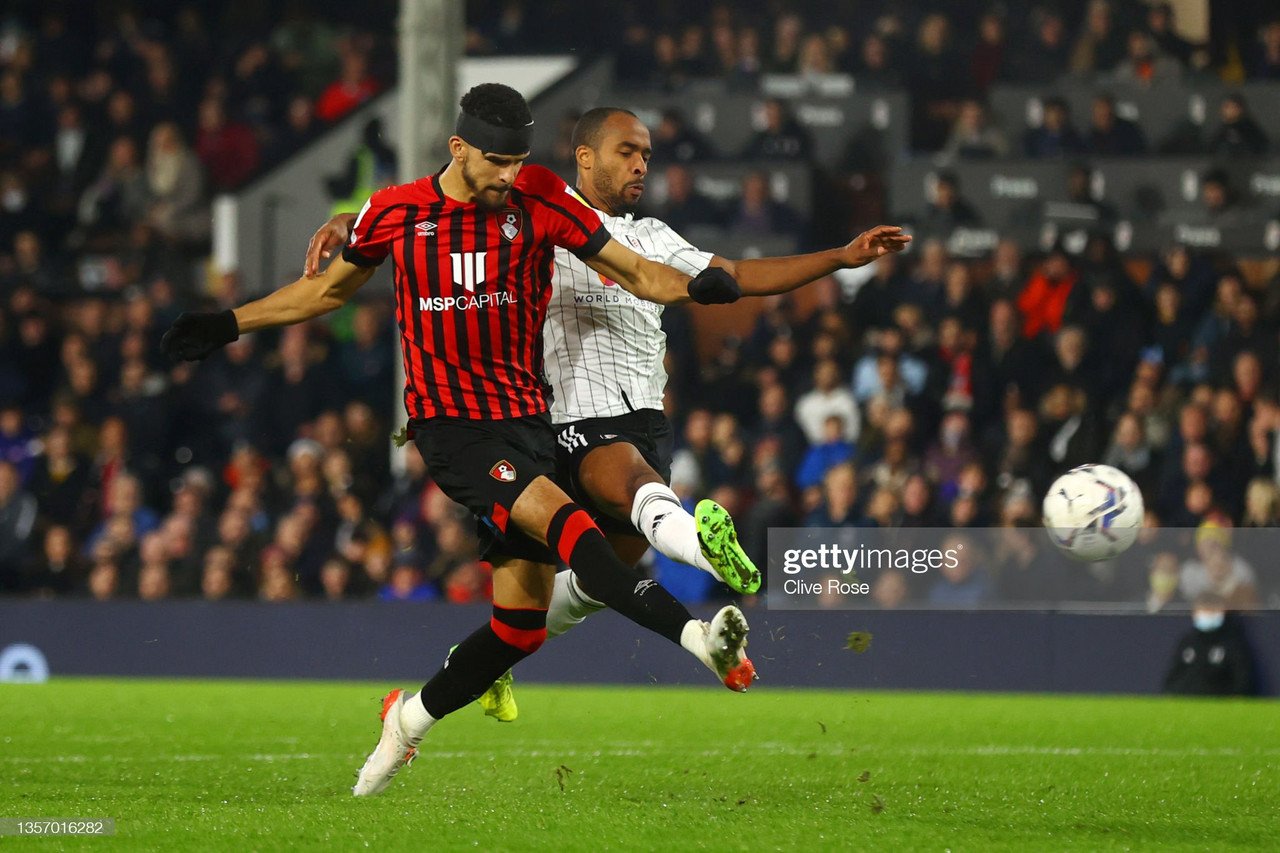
1, 679, 1275, 850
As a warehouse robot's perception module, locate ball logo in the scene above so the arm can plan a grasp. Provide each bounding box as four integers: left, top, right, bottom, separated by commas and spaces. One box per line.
500, 210, 521, 242
489, 460, 517, 482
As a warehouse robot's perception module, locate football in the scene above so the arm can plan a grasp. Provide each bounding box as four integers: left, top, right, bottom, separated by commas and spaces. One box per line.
1042, 464, 1145, 562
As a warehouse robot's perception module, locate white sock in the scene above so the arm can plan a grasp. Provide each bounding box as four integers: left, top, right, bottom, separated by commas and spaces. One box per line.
679, 618, 713, 671
631, 482, 715, 574
400, 691, 438, 744
546, 570, 604, 638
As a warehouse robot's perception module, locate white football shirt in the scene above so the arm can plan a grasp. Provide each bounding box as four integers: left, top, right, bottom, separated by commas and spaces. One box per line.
543, 197, 713, 423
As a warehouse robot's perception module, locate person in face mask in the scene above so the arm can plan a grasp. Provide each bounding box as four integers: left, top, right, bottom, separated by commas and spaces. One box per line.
1161, 592, 1256, 696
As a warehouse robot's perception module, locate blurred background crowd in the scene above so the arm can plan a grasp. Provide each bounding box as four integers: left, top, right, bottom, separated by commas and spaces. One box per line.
2, 0, 1280, 610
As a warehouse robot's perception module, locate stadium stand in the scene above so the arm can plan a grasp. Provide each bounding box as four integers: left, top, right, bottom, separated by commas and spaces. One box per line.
2, 0, 1279, 611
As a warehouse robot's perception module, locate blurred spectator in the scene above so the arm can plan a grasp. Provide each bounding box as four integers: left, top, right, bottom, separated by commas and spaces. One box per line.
937, 99, 1007, 164
194, 98, 261, 192
1023, 97, 1086, 159
970, 11, 1007, 93
924, 410, 978, 503
795, 360, 860, 446
741, 99, 813, 161
1243, 477, 1280, 527
648, 33, 686, 92
767, 13, 804, 74
872, 568, 910, 608
853, 327, 928, 404
928, 534, 988, 605
852, 34, 902, 91
25, 525, 83, 596
795, 415, 856, 492
1207, 94, 1269, 158
1248, 18, 1280, 80
916, 172, 981, 236
326, 118, 396, 215
652, 109, 716, 164
145, 122, 207, 243
1145, 550, 1182, 612
805, 462, 863, 526
201, 550, 236, 600
1179, 523, 1259, 609
1104, 411, 1159, 493
657, 164, 721, 233
729, 26, 764, 89
1162, 593, 1256, 695
1017, 246, 1078, 340
0, 460, 37, 591
1006, 8, 1071, 85
753, 384, 807, 475
0, 402, 37, 481
906, 13, 967, 153
728, 171, 803, 238
1112, 31, 1182, 86
1085, 94, 1147, 157
314, 48, 380, 123
78, 137, 149, 240
87, 558, 120, 600
1070, 0, 1127, 75
28, 425, 94, 534
1145, 3, 1195, 67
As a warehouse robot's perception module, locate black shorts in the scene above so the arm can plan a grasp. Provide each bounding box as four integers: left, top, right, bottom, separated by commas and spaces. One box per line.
411, 413, 559, 565
554, 408, 675, 536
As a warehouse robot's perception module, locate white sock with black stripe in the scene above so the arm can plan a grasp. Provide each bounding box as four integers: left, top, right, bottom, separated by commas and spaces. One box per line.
546, 570, 605, 637
630, 482, 715, 574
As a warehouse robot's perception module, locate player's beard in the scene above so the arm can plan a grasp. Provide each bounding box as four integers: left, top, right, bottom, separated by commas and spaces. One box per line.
595, 169, 643, 216
462, 160, 510, 210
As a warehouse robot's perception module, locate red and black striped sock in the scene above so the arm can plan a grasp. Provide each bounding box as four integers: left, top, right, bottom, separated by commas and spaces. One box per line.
418, 605, 546, 719
545, 504, 692, 645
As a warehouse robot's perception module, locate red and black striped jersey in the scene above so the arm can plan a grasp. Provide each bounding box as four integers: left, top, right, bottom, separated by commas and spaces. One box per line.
342, 164, 610, 421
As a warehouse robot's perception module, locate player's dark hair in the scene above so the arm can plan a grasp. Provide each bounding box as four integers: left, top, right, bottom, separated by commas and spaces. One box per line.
571, 107, 639, 152
459, 83, 532, 129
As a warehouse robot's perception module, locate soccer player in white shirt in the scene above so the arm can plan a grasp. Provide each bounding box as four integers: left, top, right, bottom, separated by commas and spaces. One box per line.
306, 107, 908, 709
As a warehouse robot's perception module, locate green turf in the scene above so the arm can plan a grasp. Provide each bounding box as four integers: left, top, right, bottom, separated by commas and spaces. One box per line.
0, 679, 1276, 851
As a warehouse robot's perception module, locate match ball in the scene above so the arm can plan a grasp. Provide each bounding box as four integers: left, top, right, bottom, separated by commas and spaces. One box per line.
1042, 464, 1144, 562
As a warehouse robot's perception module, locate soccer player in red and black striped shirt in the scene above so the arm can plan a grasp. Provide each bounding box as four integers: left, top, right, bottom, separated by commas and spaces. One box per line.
161, 83, 751, 797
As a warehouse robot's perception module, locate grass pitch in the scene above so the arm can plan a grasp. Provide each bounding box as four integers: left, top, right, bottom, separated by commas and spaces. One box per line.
1, 679, 1276, 851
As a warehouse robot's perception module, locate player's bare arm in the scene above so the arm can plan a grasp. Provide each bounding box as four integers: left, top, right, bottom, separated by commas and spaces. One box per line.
585, 238, 741, 305
236, 255, 375, 332
714, 225, 912, 297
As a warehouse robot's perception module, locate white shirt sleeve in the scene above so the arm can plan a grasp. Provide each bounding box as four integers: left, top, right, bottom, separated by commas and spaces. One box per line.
647, 219, 714, 277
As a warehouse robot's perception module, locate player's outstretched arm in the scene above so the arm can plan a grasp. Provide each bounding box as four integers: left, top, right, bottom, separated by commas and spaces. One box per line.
716, 224, 911, 297
235, 255, 375, 332
584, 238, 741, 306
161, 256, 375, 361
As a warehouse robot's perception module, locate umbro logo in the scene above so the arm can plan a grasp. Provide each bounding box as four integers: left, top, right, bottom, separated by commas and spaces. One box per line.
634, 578, 657, 596
415, 220, 437, 236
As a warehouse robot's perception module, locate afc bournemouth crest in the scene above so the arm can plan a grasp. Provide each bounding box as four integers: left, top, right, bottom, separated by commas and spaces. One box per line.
499, 210, 521, 242
489, 460, 518, 482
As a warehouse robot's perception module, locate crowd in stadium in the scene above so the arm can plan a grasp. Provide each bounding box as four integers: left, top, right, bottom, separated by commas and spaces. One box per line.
2, 1, 1279, 609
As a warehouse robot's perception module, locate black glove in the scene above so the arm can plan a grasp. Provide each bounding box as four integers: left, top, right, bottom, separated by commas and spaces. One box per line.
160, 310, 240, 361
687, 266, 741, 305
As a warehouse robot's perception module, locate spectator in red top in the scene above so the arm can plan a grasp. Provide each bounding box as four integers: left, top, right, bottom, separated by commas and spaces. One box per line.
314, 50, 380, 123
195, 98, 261, 191
1017, 246, 1078, 340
